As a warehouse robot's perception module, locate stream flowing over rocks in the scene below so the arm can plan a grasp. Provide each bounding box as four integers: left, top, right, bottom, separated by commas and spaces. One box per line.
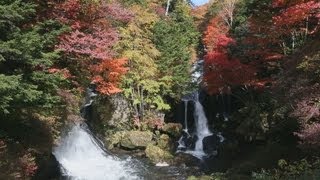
53, 122, 202, 180
52, 87, 202, 179
53, 123, 139, 180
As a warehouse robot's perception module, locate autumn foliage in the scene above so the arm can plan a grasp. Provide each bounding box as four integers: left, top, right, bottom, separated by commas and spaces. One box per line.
91, 58, 128, 95
53, 0, 133, 94
244, 0, 320, 61
203, 17, 255, 94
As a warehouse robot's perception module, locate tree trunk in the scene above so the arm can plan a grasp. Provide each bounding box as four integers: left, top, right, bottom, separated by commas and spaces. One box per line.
140, 86, 144, 120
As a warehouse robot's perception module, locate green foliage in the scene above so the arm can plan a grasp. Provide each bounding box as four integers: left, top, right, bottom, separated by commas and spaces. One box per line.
0, 75, 20, 114
297, 53, 320, 80
252, 159, 320, 180
119, 2, 199, 118
0, 0, 36, 39
118, 6, 170, 118
0, 0, 67, 114
153, 2, 199, 99
119, 0, 147, 6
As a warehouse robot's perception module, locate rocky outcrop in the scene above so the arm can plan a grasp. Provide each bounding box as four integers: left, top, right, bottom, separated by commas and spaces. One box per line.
92, 94, 132, 131
162, 123, 183, 137
145, 144, 173, 164
107, 130, 153, 149
157, 134, 171, 150
120, 131, 153, 149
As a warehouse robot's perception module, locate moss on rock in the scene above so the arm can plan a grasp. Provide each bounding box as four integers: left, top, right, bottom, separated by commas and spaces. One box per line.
162, 123, 182, 137
120, 131, 153, 149
157, 134, 171, 150
145, 144, 173, 164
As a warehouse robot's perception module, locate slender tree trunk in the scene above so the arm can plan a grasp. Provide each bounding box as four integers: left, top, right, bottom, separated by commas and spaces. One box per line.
140, 86, 144, 120
306, 16, 309, 35
137, 85, 142, 120
291, 31, 295, 50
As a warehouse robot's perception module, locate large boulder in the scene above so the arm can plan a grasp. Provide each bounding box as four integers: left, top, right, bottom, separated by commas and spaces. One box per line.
145, 144, 173, 164
92, 94, 131, 131
162, 123, 182, 137
173, 152, 200, 167
203, 135, 220, 155
120, 131, 153, 149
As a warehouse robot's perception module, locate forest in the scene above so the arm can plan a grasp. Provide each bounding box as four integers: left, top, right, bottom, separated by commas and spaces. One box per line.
0, 0, 319, 179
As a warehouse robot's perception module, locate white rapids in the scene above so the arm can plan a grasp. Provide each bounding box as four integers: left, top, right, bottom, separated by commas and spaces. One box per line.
53, 123, 139, 180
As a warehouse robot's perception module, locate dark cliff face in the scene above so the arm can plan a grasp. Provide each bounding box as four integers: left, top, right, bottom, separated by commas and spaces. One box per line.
33, 154, 61, 180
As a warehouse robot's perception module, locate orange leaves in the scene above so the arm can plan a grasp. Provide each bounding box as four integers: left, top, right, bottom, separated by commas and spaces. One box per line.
203, 17, 232, 51
51, 1, 134, 95
91, 58, 128, 95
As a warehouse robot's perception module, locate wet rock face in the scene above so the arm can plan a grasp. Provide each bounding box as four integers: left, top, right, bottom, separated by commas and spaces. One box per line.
107, 94, 131, 128
173, 153, 200, 167
33, 154, 61, 180
91, 93, 132, 132
203, 135, 220, 155
178, 132, 196, 150
120, 131, 153, 149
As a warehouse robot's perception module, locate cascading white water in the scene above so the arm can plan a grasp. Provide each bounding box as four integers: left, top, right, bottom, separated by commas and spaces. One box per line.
188, 93, 212, 158
183, 100, 188, 132
176, 60, 226, 159
178, 92, 213, 159
53, 123, 139, 180
194, 101, 211, 151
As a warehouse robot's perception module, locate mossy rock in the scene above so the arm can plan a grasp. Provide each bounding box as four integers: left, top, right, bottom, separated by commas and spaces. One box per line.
162, 123, 182, 137
157, 134, 171, 150
120, 131, 153, 149
145, 144, 173, 164
106, 131, 125, 149
187, 175, 214, 180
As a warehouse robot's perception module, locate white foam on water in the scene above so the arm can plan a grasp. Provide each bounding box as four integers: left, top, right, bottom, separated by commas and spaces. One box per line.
53, 124, 139, 180
155, 162, 170, 167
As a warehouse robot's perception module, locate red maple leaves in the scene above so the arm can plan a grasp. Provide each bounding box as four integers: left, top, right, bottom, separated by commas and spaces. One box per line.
57, 28, 118, 60
273, 0, 320, 34
52, 0, 133, 95
203, 17, 256, 94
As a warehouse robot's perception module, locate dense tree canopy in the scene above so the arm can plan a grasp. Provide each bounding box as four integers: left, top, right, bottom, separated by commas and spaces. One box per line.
1, 1, 320, 178
153, 2, 200, 98
0, 0, 66, 114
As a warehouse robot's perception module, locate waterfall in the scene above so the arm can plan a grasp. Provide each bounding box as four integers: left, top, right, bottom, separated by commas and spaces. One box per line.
53, 124, 138, 180
191, 93, 212, 157
183, 100, 188, 132
53, 86, 139, 180
178, 92, 213, 159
